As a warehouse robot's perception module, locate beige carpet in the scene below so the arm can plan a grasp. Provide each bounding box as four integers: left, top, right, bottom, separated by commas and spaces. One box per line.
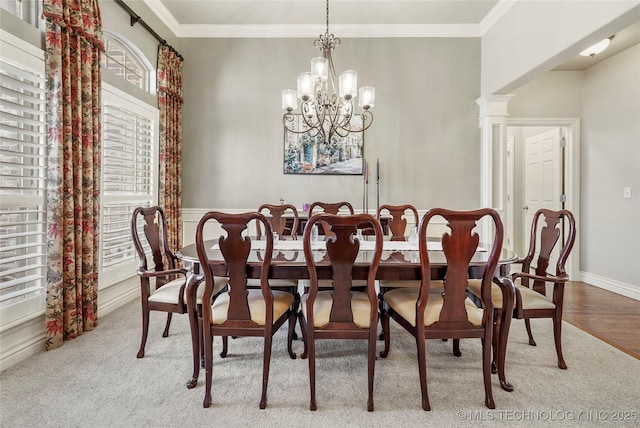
1, 298, 639, 427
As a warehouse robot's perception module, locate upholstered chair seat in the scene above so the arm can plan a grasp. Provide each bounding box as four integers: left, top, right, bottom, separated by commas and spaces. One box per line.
467, 280, 556, 311
149, 276, 226, 306
384, 288, 483, 327
210, 289, 294, 325
302, 290, 373, 328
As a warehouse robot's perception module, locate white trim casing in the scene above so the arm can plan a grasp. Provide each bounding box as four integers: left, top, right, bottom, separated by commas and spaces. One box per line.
506, 117, 581, 281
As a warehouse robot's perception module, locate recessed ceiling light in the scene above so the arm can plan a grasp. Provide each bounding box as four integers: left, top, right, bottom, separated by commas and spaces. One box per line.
579, 35, 615, 57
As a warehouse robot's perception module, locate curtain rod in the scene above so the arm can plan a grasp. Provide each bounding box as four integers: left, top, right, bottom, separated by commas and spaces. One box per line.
114, 0, 183, 61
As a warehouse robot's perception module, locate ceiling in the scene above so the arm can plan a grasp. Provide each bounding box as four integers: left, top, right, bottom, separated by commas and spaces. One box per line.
142, 0, 640, 70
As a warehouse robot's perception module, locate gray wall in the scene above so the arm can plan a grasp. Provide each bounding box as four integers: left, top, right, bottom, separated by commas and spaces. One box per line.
581, 44, 640, 287
509, 45, 640, 290
180, 37, 481, 211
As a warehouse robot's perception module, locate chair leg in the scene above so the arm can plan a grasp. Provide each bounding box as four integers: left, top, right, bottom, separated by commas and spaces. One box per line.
162, 312, 172, 337
415, 332, 430, 411
553, 315, 567, 369
306, 325, 317, 411
482, 337, 496, 409
203, 332, 213, 408
137, 303, 150, 358
187, 309, 201, 389
260, 332, 273, 409
452, 339, 461, 357
298, 312, 308, 359
496, 309, 514, 392
287, 311, 297, 359
524, 318, 537, 346
379, 310, 390, 358
199, 318, 205, 368
220, 336, 228, 358
367, 330, 376, 412
491, 312, 500, 374
292, 291, 300, 341
377, 292, 385, 341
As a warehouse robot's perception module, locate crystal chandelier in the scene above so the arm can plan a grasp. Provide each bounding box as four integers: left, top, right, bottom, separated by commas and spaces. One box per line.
281, 0, 374, 144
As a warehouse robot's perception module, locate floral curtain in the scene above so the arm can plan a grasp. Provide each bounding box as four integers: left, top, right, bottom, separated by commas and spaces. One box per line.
157, 45, 184, 252
42, 0, 103, 350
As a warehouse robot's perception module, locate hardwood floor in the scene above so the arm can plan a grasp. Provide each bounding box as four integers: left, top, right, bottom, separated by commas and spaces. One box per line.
562, 281, 640, 359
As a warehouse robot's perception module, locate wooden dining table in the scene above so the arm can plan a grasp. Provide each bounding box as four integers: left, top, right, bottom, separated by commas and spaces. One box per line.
177, 237, 518, 392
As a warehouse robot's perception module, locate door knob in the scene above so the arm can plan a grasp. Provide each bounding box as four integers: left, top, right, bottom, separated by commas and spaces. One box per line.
523, 205, 529, 210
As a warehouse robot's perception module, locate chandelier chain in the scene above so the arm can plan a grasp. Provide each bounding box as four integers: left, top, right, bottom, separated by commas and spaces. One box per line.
326, 0, 329, 34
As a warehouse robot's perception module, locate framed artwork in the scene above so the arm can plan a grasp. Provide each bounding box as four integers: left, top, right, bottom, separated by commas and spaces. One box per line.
283, 114, 364, 175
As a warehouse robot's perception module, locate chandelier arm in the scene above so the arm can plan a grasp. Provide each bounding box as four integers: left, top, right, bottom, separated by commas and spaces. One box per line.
359, 110, 374, 132
284, 111, 324, 138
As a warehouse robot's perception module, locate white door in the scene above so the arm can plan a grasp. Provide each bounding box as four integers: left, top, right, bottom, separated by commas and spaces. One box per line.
523, 128, 562, 265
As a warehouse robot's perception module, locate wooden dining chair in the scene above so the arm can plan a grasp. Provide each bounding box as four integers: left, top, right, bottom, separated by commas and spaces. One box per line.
131, 206, 226, 359
195, 211, 296, 409
376, 204, 421, 289
308, 201, 355, 216
254, 203, 302, 355
301, 213, 384, 411
257, 203, 300, 240
376, 204, 419, 241
380, 208, 510, 410
468, 208, 576, 378
375, 204, 422, 341
308, 201, 355, 236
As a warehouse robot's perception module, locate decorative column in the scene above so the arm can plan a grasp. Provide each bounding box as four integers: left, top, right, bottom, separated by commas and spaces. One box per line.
475, 94, 514, 240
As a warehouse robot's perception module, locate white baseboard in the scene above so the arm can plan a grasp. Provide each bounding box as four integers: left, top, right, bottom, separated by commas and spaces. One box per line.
0, 315, 45, 372
579, 272, 639, 301
0, 277, 139, 372
98, 277, 139, 317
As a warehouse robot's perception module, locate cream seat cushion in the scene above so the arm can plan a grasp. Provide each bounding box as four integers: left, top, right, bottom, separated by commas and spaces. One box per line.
467, 280, 556, 310
210, 289, 294, 325
302, 291, 373, 328
149, 276, 227, 305
383, 288, 483, 327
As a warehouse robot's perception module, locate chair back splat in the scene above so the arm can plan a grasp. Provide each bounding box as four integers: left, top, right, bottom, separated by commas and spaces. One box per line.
308, 201, 355, 237
258, 203, 300, 239
376, 204, 419, 241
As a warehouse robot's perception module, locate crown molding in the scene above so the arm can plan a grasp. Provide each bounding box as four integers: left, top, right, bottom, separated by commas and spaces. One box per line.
177, 23, 481, 39
479, 0, 518, 36
142, 0, 180, 37
142, 0, 515, 39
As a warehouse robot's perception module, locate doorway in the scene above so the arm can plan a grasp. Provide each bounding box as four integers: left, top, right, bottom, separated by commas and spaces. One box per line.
505, 118, 580, 278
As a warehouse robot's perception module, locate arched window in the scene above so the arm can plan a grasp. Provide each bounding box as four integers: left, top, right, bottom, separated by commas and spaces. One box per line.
101, 32, 155, 94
